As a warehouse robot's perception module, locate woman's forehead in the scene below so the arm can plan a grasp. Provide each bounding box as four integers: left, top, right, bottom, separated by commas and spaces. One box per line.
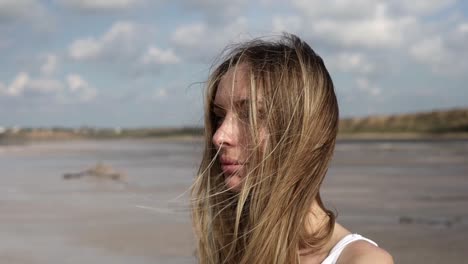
215, 63, 267, 109
215, 65, 251, 104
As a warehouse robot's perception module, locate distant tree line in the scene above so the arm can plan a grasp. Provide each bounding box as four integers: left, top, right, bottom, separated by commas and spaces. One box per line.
339, 108, 468, 134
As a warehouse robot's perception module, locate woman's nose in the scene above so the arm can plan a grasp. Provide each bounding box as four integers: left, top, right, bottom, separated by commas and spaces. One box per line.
212, 115, 237, 148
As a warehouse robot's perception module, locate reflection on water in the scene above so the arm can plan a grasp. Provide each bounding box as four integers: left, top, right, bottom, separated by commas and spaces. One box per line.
1, 139, 467, 263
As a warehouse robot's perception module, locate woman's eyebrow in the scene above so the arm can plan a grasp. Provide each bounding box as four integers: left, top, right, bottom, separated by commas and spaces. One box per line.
212, 103, 225, 110
213, 99, 263, 110
212, 99, 248, 110
234, 99, 249, 108
235, 99, 265, 109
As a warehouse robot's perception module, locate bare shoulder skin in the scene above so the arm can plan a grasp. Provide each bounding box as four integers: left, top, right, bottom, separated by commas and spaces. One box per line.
337, 240, 394, 264
300, 221, 393, 264
332, 222, 394, 264
300, 222, 350, 264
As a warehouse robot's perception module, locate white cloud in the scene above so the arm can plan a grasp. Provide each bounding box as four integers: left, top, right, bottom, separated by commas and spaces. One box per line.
355, 77, 381, 96
68, 21, 138, 61
57, 0, 144, 11
140, 46, 181, 64
272, 15, 302, 34
178, 0, 248, 23
0, 0, 47, 22
395, 0, 456, 15
0, 72, 29, 97
28, 79, 64, 93
289, 1, 423, 49
410, 37, 445, 65
457, 23, 468, 34
152, 88, 167, 100
409, 21, 468, 75
171, 22, 206, 48
103, 20, 136, 41
40, 54, 59, 76
0, 72, 97, 103
171, 17, 250, 61
326, 52, 375, 74
0, 72, 64, 97
69, 38, 101, 60
69, 21, 174, 76
286, 0, 466, 78
8, 72, 29, 96
293, 0, 455, 18
66, 74, 98, 102
292, 0, 377, 19
310, 4, 416, 48
67, 74, 86, 92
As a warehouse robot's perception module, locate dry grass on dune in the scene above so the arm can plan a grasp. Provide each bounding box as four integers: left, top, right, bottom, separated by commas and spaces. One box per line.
339, 108, 468, 134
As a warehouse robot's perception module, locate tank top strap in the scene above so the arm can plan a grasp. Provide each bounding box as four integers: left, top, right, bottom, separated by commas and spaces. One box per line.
320, 234, 378, 264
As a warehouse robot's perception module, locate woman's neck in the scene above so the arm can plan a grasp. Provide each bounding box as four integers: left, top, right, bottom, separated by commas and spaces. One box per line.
299, 201, 351, 262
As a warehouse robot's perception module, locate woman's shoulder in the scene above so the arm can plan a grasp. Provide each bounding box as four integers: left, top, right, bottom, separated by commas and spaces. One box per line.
337, 239, 394, 264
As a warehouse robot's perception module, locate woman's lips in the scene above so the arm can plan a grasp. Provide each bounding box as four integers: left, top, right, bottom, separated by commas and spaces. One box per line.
221, 164, 243, 175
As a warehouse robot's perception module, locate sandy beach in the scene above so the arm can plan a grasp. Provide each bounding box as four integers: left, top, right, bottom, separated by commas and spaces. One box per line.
0, 139, 467, 263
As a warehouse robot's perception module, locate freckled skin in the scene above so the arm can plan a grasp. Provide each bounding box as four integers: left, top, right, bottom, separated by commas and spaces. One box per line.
212, 65, 265, 191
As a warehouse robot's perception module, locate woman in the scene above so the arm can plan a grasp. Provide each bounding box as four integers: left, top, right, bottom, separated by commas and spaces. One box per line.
191, 34, 393, 264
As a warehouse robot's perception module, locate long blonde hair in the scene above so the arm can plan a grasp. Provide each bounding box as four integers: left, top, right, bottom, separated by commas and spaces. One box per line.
191, 34, 339, 264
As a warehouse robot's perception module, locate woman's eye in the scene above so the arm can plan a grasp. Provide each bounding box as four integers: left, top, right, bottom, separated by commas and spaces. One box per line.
239, 109, 265, 121
257, 109, 266, 120
238, 111, 249, 120
214, 114, 225, 125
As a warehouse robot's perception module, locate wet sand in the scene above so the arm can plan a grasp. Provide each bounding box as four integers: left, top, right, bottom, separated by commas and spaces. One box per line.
1, 139, 467, 263
324, 140, 468, 263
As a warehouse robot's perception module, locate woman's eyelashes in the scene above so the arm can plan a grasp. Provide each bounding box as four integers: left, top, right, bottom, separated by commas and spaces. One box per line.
213, 111, 225, 126
237, 109, 250, 121
212, 106, 265, 127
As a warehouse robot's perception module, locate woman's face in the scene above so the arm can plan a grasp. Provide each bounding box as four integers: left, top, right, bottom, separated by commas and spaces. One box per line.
212, 64, 265, 191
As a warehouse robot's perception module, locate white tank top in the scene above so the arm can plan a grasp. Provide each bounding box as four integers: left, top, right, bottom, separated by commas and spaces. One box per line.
320, 234, 378, 264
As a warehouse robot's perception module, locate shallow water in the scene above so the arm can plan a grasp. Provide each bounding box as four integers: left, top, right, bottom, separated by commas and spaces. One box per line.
1, 139, 467, 263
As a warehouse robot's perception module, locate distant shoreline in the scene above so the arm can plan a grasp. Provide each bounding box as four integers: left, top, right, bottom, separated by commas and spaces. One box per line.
337, 132, 468, 141
2, 107, 467, 144
2, 132, 468, 146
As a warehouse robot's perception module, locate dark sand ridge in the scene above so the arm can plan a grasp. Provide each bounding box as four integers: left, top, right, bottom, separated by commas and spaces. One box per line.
63, 163, 127, 181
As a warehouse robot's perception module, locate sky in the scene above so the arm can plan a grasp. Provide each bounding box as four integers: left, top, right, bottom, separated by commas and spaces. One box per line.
0, 0, 467, 128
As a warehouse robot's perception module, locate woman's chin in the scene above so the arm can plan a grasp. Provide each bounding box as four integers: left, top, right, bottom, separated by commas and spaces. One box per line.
224, 173, 243, 192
